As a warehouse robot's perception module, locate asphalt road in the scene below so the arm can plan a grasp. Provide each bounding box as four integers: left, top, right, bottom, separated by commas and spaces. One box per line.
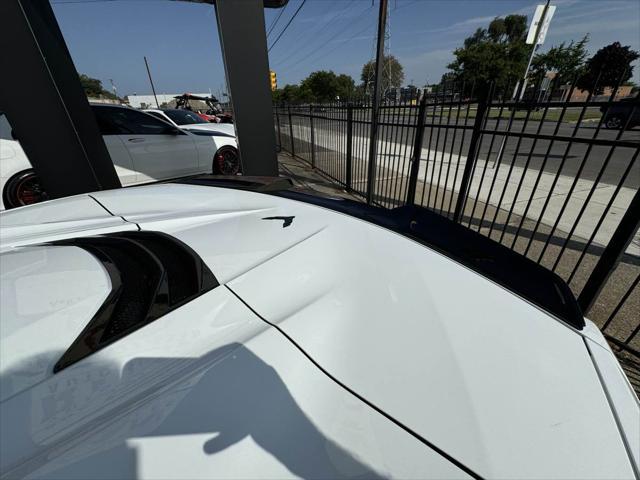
297, 111, 640, 188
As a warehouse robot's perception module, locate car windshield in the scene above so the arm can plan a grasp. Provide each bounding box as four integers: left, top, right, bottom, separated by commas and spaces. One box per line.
163, 109, 208, 125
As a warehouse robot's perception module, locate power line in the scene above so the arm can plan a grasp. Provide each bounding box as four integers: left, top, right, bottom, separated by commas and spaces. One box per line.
268, 0, 307, 53
269, 0, 355, 66
274, 2, 373, 71
282, 19, 376, 76
266, 1, 289, 38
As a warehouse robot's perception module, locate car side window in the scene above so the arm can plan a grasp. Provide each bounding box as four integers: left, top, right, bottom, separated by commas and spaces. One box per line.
0, 113, 13, 140
93, 107, 174, 135
92, 107, 121, 135
146, 111, 170, 123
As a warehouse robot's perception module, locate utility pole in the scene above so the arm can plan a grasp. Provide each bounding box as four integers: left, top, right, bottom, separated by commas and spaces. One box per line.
366, 0, 388, 204
143, 56, 160, 108
109, 78, 117, 97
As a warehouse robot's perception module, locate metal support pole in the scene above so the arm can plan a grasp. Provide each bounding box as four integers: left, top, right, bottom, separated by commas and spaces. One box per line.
0, 0, 120, 200
215, 0, 278, 176
309, 104, 316, 168
288, 105, 295, 157
346, 104, 353, 190
577, 189, 640, 313
144, 56, 160, 108
453, 93, 489, 223
406, 92, 428, 205
365, 0, 388, 204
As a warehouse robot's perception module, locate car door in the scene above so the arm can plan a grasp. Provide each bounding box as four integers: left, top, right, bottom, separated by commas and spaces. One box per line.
91, 107, 139, 185
95, 106, 199, 183
91, 106, 137, 185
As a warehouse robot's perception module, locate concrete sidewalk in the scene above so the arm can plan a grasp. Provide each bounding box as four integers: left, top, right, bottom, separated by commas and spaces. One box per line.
288, 124, 639, 254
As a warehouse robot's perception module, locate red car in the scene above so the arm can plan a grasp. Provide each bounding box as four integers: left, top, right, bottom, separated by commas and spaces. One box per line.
174, 93, 233, 124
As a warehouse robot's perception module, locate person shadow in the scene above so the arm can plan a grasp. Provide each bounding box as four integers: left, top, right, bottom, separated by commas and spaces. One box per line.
1, 343, 386, 479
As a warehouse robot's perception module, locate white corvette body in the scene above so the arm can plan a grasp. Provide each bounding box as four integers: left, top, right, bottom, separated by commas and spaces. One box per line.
0, 182, 638, 479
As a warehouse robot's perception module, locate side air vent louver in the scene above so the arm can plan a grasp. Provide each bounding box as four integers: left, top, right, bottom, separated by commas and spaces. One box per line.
51, 231, 218, 373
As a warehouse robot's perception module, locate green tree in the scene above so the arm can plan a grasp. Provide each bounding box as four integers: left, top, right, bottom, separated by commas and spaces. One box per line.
276, 84, 302, 103
361, 55, 405, 94
273, 71, 356, 104
577, 42, 640, 94
447, 14, 530, 94
529, 35, 589, 87
300, 71, 338, 103
79, 74, 119, 100
298, 70, 356, 103
335, 74, 356, 100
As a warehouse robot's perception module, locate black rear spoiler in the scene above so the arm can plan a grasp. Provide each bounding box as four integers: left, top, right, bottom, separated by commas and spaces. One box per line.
177, 177, 585, 330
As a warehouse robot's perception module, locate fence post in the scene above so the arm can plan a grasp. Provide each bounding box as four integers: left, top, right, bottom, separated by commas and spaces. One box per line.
309, 104, 316, 168
406, 92, 428, 205
452, 90, 489, 223
346, 103, 353, 190
577, 188, 640, 313
275, 107, 282, 151
288, 105, 295, 158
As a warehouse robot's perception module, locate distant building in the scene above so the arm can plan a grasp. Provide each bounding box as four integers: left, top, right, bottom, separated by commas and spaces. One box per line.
88, 97, 121, 105
555, 84, 633, 102
125, 93, 212, 109
385, 86, 419, 104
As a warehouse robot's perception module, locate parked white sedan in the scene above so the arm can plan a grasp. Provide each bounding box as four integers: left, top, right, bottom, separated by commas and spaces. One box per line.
144, 108, 236, 137
0, 105, 239, 209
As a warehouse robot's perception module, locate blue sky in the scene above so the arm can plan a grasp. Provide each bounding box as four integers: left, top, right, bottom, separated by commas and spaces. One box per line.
52, 0, 640, 97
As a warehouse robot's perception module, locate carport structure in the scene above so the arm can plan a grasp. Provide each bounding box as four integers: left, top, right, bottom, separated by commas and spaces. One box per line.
0, 0, 283, 200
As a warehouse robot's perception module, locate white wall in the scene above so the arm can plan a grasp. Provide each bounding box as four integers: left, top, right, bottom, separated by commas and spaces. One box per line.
126, 93, 211, 108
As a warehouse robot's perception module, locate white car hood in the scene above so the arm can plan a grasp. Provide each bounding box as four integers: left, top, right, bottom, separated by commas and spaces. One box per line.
0, 245, 111, 402
0, 184, 636, 479
89, 184, 633, 478
0, 195, 136, 250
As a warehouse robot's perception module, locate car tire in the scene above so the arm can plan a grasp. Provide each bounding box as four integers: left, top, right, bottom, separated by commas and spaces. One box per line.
3, 170, 48, 209
213, 146, 241, 175
605, 115, 625, 129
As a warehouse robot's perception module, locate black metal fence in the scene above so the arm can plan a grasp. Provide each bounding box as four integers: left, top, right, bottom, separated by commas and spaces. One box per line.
274, 80, 640, 373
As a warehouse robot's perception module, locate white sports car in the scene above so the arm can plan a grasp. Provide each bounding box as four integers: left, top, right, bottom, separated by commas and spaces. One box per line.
0, 178, 638, 479
0, 106, 239, 210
